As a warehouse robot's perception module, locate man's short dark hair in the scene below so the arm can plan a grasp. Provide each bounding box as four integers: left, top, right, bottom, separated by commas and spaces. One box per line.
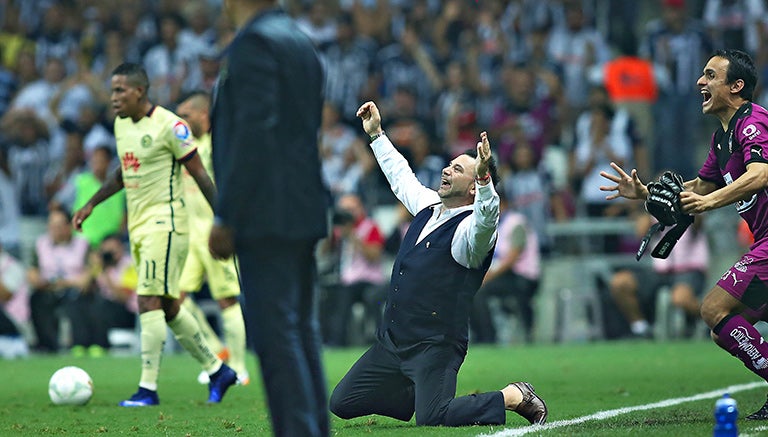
462, 148, 500, 186
111, 63, 150, 93
713, 49, 757, 101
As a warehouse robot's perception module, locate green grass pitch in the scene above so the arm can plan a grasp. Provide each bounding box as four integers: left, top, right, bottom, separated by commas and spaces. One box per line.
1, 340, 766, 436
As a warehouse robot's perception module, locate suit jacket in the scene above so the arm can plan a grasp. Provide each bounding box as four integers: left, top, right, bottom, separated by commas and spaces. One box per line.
211, 7, 328, 242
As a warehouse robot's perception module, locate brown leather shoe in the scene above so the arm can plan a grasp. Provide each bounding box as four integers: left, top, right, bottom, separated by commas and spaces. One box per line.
509, 382, 548, 425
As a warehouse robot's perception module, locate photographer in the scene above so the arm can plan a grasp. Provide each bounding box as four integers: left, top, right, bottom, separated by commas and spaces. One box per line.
320, 194, 386, 346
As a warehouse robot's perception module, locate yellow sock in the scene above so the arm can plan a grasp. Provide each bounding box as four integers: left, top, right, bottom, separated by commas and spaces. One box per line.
182, 297, 225, 355
138, 310, 166, 391
221, 303, 247, 376
168, 305, 221, 373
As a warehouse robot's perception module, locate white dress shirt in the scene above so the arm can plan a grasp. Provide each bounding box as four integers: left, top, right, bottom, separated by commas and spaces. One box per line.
370, 135, 499, 269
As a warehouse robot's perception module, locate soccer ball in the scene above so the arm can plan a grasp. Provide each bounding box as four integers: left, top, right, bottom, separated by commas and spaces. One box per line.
48, 366, 93, 405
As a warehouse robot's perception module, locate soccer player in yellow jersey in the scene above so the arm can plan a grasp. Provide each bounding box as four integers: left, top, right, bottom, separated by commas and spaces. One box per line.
176, 91, 249, 385
72, 63, 237, 406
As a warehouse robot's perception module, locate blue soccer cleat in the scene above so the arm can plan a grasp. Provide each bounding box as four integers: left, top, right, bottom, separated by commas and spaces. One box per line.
119, 387, 159, 407
208, 364, 238, 403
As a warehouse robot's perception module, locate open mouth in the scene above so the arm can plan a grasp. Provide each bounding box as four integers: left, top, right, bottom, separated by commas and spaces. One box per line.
440, 178, 450, 189
701, 89, 712, 106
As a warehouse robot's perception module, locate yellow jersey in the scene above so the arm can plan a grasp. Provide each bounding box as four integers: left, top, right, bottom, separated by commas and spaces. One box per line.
115, 105, 196, 235
181, 132, 214, 241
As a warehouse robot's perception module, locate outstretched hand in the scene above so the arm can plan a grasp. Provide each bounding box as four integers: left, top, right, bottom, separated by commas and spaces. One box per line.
599, 162, 648, 201
475, 131, 491, 181
356, 101, 383, 137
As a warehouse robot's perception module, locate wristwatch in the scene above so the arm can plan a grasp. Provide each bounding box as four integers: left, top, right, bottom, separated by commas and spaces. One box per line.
369, 131, 385, 142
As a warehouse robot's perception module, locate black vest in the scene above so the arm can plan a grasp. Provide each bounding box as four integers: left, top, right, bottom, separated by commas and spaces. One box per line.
378, 205, 494, 347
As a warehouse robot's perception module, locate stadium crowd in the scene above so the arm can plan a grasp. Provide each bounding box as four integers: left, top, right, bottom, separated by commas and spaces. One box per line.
1, 0, 767, 357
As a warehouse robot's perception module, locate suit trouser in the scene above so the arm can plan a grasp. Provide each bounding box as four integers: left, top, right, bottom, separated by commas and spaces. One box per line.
237, 237, 329, 437
330, 337, 506, 426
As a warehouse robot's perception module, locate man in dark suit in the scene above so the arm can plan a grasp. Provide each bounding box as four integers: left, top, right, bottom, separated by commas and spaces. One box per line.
208, 1, 329, 436
329, 101, 549, 427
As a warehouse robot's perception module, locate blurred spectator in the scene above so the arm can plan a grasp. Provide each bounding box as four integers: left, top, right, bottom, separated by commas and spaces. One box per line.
590, 33, 660, 175
320, 12, 378, 127
0, 146, 20, 258
13, 49, 39, 90
321, 193, 386, 346
179, 1, 217, 54
114, 6, 151, 62
641, 0, 713, 179
0, 47, 18, 120
0, 4, 35, 71
143, 13, 195, 106
577, 86, 648, 181
571, 103, 632, 218
383, 84, 433, 144
45, 130, 85, 209
0, 243, 30, 359
703, 0, 766, 56
490, 62, 558, 164
31, 3, 80, 74
471, 197, 541, 344
88, 234, 138, 342
436, 60, 480, 156
297, 2, 338, 49
609, 215, 709, 339
55, 145, 125, 248
406, 126, 446, 191
319, 102, 372, 201
11, 56, 66, 131
27, 208, 90, 353
91, 30, 131, 88
48, 60, 110, 123
187, 44, 221, 93
500, 139, 563, 254
2, 108, 51, 216
374, 21, 442, 120
546, 0, 611, 115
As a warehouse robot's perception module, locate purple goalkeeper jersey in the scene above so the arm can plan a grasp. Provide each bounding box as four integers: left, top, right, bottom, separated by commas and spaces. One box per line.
699, 102, 768, 253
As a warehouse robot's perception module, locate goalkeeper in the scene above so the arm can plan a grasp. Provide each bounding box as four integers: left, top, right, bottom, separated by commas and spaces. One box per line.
600, 49, 768, 421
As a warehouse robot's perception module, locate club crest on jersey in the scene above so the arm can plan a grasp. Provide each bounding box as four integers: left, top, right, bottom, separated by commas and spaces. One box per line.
141, 134, 152, 148
743, 124, 762, 141
173, 121, 191, 146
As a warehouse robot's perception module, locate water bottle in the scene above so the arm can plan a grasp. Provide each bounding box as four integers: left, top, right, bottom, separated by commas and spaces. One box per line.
713, 393, 738, 437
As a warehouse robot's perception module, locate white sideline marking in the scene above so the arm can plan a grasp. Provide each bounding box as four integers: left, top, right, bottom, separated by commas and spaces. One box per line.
480, 381, 766, 437
741, 424, 768, 437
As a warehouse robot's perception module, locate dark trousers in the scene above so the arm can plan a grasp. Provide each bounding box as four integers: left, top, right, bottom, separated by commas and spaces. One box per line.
471, 272, 539, 344
0, 308, 20, 336
67, 292, 110, 348
330, 337, 506, 426
322, 281, 385, 346
237, 237, 329, 437
30, 289, 66, 352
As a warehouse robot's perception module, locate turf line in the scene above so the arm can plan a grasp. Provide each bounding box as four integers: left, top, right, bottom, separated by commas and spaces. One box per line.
480, 381, 765, 437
